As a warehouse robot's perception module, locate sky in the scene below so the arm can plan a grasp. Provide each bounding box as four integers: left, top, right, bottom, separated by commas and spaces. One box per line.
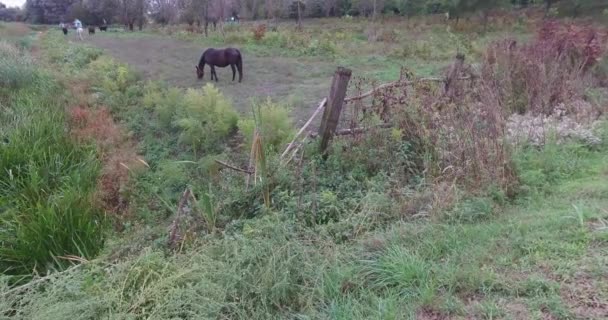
3, 0, 25, 8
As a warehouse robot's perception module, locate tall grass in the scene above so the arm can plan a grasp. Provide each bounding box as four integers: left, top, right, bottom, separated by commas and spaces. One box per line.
0, 41, 38, 89
0, 39, 105, 277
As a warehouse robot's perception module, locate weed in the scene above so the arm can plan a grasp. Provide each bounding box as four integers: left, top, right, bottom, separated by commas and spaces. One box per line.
174, 84, 238, 154
238, 98, 294, 153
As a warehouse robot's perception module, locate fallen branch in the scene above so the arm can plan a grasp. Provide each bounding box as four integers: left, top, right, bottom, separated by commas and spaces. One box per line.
344, 81, 405, 103
283, 142, 303, 166
215, 159, 253, 174
309, 123, 393, 138
344, 76, 471, 103
281, 98, 327, 159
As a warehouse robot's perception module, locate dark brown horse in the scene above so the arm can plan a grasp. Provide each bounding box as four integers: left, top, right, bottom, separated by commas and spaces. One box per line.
196, 48, 243, 83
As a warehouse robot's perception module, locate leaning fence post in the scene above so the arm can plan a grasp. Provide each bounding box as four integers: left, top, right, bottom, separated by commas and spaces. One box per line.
318, 67, 352, 155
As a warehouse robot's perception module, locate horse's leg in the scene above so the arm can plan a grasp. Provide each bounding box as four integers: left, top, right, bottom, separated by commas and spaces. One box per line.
237, 58, 243, 83
211, 66, 218, 82
231, 64, 236, 81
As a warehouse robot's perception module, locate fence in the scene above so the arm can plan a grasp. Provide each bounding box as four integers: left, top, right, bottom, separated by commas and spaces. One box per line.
281, 54, 473, 164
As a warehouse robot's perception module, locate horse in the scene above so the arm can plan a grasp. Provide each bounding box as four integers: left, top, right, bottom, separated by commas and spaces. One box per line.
196, 48, 243, 83
88, 26, 95, 35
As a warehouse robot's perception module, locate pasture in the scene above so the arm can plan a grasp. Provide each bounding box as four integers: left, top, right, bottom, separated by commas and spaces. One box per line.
79, 17, 525, 123
86, 34, 334, 123
1, 12, 608, 319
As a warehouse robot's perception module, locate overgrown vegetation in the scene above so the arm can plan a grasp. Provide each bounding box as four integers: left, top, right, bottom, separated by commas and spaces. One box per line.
0, 32, 105, 278
2, 9, 608, 318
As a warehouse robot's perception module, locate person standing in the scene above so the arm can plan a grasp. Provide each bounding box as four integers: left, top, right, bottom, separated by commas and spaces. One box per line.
74, 19, 83, 40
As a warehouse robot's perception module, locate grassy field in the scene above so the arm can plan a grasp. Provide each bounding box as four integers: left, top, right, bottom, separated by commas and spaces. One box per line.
1, 15, 608, 319
77, 16, 533, 124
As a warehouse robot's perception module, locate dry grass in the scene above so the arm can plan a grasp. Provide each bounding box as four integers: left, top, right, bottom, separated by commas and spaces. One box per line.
69, 105, 146, 218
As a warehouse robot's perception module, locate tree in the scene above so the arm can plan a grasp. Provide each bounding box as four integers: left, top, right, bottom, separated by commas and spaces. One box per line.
353, 0, 385, 18
0, 3, 23, 22
556, 0, 607, 18
323, 0, 339, 16
149, 0, 178, 25
288, 0, 305, 27
119, 0, 146, 31
66, 0, 118, 26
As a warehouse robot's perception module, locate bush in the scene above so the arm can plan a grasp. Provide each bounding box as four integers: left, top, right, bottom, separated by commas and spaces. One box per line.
302, 37, 339, 56
0, 41, 38, 89
482, 21, 606, 115
173, 84, 238, 153
252, 24, 267, 41
238, 99, 294, 152
63, 45, 102, 69
89, 56, 140, 113
143, 83, 184, 129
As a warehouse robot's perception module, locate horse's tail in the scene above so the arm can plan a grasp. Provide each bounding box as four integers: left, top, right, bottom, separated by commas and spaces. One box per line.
236, 51, 243, 81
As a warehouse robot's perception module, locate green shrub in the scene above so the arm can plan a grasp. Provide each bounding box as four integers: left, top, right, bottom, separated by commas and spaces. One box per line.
238, 99, 294, 152
174, 84, 238, 153
302, 37, 339, 56
143, 84, 184, 129
63, 45, 102, 69
155, 160, 190, 196
89, 56, 140, 113
90, 56, 137, 93
0, 41, 39, 89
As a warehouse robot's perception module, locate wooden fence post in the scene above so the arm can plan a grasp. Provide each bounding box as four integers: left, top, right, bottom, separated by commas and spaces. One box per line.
318, 67, 352, 155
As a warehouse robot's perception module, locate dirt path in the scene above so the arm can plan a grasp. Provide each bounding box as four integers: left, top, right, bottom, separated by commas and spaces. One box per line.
86, 34, 335, 124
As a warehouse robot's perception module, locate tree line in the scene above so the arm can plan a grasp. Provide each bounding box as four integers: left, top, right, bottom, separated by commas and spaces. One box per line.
0, 2, 24, 21
22, 0, 608, 27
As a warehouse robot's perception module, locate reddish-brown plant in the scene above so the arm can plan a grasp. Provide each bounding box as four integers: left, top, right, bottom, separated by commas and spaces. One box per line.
252, 24, 267, 41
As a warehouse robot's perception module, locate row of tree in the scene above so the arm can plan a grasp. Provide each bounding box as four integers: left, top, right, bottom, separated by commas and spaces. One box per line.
0, 2, 24, 21
22, 0, 608, 27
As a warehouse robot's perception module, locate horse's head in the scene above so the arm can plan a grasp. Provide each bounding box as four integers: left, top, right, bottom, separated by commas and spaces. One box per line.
195, 65, 204, 79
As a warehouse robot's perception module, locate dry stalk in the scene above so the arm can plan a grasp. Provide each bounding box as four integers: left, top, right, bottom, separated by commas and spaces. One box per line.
167, 188, 191, 250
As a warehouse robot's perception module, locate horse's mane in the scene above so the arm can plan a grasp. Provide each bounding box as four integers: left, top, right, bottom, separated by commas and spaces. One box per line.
198, 52, 206, 67
198, 48, 214, 66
